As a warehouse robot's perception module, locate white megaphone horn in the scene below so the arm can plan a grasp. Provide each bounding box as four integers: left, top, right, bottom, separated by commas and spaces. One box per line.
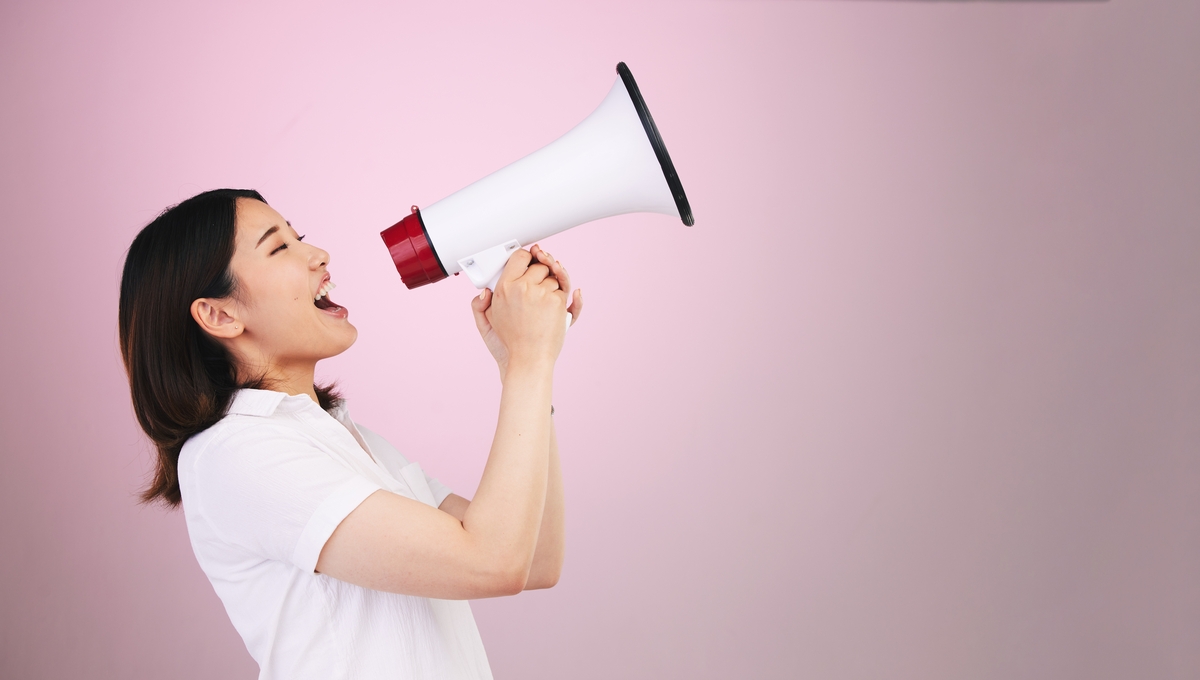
381, 62, 693, 293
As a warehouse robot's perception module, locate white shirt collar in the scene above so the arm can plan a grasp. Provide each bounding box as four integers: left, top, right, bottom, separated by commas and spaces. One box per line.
227, 388, 333, 417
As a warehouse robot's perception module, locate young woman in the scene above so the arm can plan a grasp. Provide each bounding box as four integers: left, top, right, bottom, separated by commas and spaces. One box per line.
118, 188, 580, 680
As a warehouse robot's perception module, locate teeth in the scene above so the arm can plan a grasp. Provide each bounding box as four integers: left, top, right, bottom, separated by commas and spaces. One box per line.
314, 281, 335, 301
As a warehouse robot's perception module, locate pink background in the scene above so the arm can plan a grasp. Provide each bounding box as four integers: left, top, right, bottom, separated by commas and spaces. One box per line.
2, 1, 1197, 678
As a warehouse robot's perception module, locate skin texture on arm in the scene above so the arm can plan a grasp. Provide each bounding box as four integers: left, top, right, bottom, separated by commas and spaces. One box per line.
526, 419, 565, 589
434, 414, 565, 591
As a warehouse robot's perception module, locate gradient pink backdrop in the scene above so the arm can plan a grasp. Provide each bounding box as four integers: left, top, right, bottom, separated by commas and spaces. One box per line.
2, 1, 1197, 678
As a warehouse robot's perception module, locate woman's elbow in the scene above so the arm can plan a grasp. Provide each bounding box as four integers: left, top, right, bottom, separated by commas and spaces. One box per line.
523, 563, 562, 590
481, 549, 562, 595
524, 573, 560, 590
500, 570, 531, 596
479, 560, 531, 597
479, 565, 557, 595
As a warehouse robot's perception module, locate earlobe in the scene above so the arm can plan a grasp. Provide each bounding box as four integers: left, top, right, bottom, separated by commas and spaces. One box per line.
190, 298, 243, 339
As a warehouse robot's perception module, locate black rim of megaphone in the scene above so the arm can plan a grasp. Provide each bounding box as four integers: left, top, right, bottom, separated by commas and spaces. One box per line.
616, 62, 694, 227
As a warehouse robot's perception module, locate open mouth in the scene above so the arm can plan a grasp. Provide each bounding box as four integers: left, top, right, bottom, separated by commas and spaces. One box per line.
314, 279, 348, 317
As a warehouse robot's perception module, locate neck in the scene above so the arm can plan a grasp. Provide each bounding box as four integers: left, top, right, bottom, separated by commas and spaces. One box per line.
235, 348, 320, 404
268, 362, 320, 404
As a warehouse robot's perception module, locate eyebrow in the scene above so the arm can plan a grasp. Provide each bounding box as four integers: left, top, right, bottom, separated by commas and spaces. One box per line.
255, 221, 291, 249
256, 226, 279, 248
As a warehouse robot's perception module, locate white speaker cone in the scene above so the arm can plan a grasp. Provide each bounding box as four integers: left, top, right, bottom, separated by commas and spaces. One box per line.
382, 62, 691, 291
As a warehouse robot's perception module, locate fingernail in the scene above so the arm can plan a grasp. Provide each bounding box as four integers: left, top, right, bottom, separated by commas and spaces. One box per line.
480, 289, 486, 299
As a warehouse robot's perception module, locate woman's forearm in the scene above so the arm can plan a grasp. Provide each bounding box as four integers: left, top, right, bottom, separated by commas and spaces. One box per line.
525, 418, 565, 589
460, 359, 554, 591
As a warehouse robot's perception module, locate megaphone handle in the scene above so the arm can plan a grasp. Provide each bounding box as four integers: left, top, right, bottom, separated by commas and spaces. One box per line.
483, 272, 502, 292
461, 241, 521, 291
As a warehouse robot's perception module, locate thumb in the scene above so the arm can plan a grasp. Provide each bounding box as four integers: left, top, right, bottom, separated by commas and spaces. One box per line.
567, 288, 583, 326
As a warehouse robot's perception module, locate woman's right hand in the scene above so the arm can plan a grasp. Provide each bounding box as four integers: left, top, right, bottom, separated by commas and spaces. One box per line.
471, 246, 569, 376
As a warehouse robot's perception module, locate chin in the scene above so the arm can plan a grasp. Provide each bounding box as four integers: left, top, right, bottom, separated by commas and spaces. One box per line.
332, 324, 358, 356
315, 324, 358, 360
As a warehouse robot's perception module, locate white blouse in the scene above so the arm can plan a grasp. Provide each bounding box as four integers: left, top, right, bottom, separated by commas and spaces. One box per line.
177, 389, 492, 680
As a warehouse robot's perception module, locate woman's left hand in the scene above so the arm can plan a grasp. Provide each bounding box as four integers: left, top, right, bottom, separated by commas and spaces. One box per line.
471, 244, 582, 382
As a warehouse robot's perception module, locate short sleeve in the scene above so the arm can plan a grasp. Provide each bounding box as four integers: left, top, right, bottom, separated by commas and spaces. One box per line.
355, 422, 454, 508
185, 423, 383, 573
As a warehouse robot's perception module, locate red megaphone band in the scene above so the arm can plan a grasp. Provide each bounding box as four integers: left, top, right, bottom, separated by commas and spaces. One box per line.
381, 207, 448, 289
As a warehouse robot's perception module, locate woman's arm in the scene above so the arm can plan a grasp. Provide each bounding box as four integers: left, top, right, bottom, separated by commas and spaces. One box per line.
315, 248, 566, 599
441, 244, 575, 590
438, 414, 565, 591
525, 418, 564, 589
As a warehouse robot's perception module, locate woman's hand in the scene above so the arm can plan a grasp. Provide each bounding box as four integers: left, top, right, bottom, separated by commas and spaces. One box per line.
471, 244, 582, 381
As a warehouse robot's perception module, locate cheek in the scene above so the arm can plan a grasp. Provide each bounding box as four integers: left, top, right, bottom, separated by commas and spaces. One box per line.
241, 275, 311, 330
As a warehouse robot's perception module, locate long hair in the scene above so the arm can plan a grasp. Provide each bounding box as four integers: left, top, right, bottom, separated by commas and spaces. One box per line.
118, 189, 340, 506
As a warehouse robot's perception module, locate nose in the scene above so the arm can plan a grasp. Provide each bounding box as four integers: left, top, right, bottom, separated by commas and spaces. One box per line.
308, 244, 330, 270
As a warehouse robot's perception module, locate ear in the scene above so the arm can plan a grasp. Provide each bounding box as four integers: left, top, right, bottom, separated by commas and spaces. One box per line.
190, 298, 244, 340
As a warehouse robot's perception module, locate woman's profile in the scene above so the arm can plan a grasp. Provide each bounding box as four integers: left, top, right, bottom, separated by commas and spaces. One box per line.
118, 188, 580, 679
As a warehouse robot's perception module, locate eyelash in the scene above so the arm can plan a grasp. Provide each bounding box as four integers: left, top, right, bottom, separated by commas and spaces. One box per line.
270, 234, 305, 255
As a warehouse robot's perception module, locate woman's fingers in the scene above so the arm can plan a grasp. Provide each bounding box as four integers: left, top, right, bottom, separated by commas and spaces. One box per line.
538, 247, 571, 292
530, 244, 571, 293
520, 262, 552, 285
497, 248, 534, 286
471, 288, 494, 335
481, 244, 574, 367
567, 288, 583, 325
528, 245, 573, 320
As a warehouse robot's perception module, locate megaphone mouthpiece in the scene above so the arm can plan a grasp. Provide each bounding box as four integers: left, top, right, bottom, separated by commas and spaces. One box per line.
381, 206, 447, 288
382, 61, 692, 290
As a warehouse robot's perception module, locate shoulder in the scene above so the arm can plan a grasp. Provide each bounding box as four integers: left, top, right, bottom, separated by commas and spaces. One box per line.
179, 390, 299, 468
180, 412, 300, 466
178, 412, 330, 500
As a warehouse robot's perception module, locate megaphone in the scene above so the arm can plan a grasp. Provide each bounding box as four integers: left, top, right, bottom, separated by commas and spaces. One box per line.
381, 62, 693, 293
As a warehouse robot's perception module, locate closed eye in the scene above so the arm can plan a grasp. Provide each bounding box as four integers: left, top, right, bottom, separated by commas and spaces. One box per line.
270, 234, 306, 255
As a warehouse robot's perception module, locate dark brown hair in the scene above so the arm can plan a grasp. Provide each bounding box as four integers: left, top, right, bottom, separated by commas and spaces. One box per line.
119, 189, 340, 506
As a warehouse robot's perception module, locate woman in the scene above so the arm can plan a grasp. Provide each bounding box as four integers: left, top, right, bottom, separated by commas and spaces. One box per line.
118, 188, 580, 679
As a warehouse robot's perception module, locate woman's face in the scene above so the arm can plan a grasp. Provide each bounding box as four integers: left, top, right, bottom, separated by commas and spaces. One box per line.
226, 198, 357, 368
